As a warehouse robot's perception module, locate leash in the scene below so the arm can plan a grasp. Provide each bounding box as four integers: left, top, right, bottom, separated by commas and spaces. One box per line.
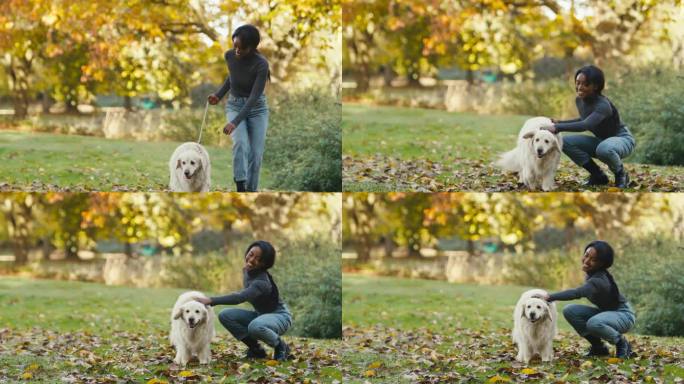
197, 100, 209, 144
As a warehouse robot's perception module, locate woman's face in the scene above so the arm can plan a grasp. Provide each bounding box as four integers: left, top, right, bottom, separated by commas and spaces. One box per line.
582, 246, 603, 273
233, 36, 252, 59
245, 246, 263, 271
575, 73, 598, 99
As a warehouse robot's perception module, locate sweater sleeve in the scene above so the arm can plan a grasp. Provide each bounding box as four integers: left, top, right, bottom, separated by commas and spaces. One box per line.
210, 279, 271, 306
214, 51, 231, 100
555, 101, 611, 133
229, 59, 269, 126
548, 280, 597, 302
214, 76, 231, 100
555, 117, 582, 124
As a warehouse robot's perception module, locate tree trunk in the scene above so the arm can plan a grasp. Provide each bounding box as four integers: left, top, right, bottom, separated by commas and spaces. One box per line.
5, 55, 33, 120
124, 95, 133, 111
354, 241, 371, 263
466, 239, 476, 256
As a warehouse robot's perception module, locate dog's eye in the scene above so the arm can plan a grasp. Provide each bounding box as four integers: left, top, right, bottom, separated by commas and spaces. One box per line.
182, 161, 186, 165
545, 140, 549, 143
535, 139, 539, 142
185, 309, 189, 312
195, 310, 199, 313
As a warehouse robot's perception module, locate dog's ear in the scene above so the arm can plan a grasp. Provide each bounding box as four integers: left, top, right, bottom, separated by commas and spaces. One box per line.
551, 134, 562, 151
522, 132, 535, 140
520, 304, 526, 319
176, 159, 182, 170
173, 307, 183, 320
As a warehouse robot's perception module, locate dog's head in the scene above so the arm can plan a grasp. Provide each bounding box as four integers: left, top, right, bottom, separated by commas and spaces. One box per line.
173, 300, 209, 329
523, 130, 561, 158
521, 297, 551, 323
176, 150, 204, 180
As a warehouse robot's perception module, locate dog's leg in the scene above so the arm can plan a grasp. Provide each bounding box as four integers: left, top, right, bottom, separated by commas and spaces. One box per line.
198, 345, 211, 365
541, 343, 554, 362
541, 172, 556, 191
173, 347, 185, 366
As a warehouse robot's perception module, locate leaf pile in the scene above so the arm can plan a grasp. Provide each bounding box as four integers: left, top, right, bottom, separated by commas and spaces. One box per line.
343, 155, 683, 192
0, 328, 343, 383
341, 325, 684, 383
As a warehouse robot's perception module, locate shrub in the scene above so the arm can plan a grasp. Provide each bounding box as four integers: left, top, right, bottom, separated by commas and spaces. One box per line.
500, 79, 573, 118
503, 247, 584, 290
614, 238, 684, 336
264, 91, 342, 191
610, 69, 684, 166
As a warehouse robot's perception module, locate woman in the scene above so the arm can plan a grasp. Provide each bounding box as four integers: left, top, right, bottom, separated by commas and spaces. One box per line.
542, 65, 635, 189
208, 24, 270, 192
537, 241, 635, 359
196, 241, 292, 361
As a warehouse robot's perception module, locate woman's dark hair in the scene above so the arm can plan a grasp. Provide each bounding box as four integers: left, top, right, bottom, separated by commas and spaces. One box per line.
585, 240, 620, 308
246, 240, 276, 270
232, 24, 261, 52
575, 65, 605, 95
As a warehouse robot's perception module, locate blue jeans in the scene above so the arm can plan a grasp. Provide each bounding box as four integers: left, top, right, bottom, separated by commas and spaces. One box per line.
218, 304, 292, 347
562, 302, 636, 345
226, 95, 269, 192
562, 126, 636, 173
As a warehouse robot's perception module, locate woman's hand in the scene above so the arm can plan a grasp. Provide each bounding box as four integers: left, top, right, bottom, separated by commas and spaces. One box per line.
207, 94, 220, 105
195, 297, 212, 305
223, 122, 236, 135
541, 124, 558, 134
532, 293, 551, 301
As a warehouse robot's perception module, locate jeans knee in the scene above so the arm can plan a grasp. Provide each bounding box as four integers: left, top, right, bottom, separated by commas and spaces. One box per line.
585, 317, 604, 334
247, 321, 267, 338
218, 309, 238, 325
562, 304, 580, 320
595, 145, 614, 161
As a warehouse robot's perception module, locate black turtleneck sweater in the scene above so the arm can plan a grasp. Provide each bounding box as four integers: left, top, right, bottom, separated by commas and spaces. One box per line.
555, 95, 624, 140
548, 270, 627, 311
214, 49, 270, 126
209, 269, 283, 314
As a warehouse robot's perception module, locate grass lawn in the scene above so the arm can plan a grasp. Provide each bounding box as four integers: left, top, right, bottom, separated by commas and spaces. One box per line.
342, 274, 684, 383
0, 130, 275, 191
342, 104, 683, 192
0, 277, 342, 383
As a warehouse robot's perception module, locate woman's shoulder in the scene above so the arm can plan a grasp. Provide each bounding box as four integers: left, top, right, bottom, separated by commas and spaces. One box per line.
254, 53, 269, 69
225, 49, 236, 60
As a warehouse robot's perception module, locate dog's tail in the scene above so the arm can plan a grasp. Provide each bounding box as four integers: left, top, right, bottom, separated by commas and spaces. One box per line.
494, 148, 521, 173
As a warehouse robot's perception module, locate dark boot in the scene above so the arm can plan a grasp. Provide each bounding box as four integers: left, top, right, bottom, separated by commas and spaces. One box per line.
584, 335, 610, 357
614, 165, 630, 189
273, 338, 291, 361
615, 336, 633, 359
235, 180, 246, 192
241, 336, 267, 359
582, 160, 609, 186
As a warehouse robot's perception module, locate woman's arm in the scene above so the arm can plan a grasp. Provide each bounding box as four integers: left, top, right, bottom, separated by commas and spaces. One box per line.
209, 280, 271, 306
547, 280, 596, 302
555, 101, 611, 133
214, 76, 231, 100
229, 60, 269, 127
555, 117, 582, 124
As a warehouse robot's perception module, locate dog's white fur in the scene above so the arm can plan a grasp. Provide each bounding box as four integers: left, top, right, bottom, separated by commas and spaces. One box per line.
170, 291, 215, 366
169, 142, 211, 192
512, 289, 558, 364
495, 117, 563, 191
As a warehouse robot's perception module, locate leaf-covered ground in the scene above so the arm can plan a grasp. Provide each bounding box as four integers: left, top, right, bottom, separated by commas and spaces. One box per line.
0, 130, 274, 192
0, 277, 342, 383
342, 274, 684, 383
342, 104, 683, 192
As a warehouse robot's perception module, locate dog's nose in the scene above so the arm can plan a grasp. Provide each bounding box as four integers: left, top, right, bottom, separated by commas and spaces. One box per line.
537, 149, 543, 154
184, 171, 191, 176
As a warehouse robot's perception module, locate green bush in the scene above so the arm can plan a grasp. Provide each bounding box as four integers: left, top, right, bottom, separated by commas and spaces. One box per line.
161, 237, 342, 339
264, 91, 342, 191
610, 69, 684, 166
500, 79, 572, 118
614, 238, 684, 336
503, 247, 584, 290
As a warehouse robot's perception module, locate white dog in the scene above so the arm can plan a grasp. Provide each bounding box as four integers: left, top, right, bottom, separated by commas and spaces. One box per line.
512, 289, 558, 364
169, 142, 211, 192
495, 117, 563, 191
170, 291, 215, 366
